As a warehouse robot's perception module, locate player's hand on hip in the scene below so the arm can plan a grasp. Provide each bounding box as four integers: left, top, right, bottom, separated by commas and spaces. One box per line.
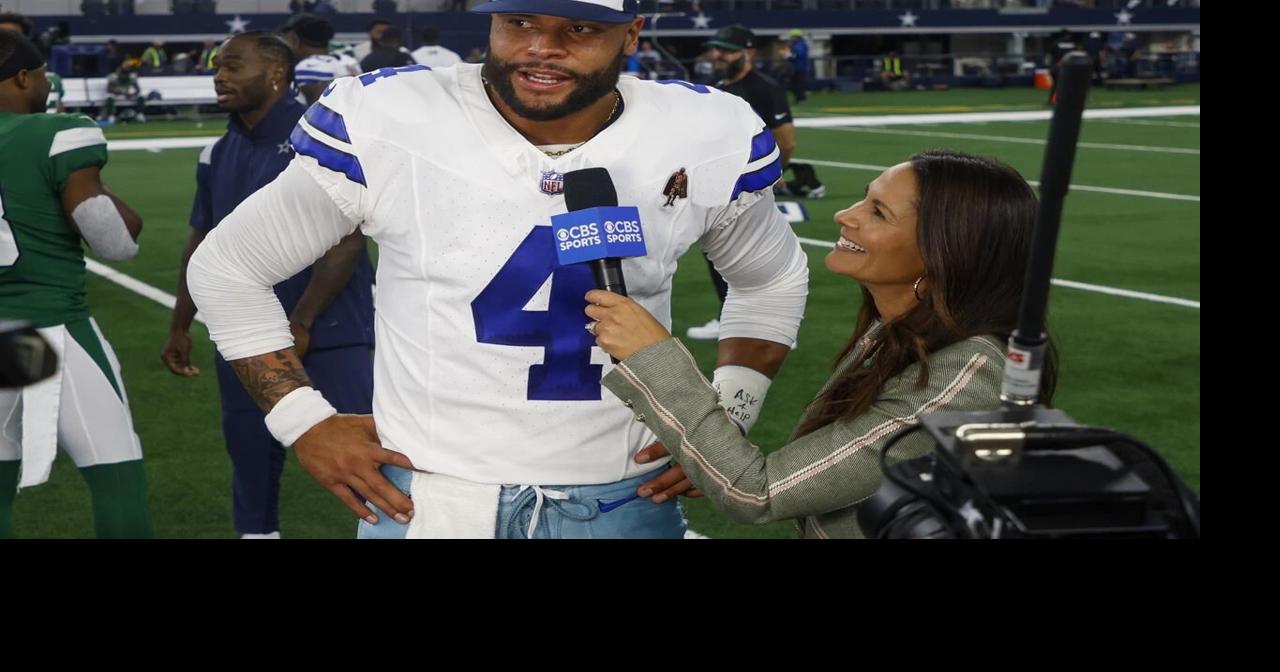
292, 414, 418, 526
634, 442, 703, 502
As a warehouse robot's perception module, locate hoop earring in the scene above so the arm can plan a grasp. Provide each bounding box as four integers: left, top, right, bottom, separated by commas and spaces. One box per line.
913, 276, 925, 301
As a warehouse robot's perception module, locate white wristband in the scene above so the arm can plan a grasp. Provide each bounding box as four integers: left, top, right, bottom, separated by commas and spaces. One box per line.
712, 365, 772, 435
264, 387, 338, 446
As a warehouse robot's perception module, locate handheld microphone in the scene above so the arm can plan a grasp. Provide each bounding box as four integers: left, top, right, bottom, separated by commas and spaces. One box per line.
557, 167, 646, 295
553, 167, 648, 363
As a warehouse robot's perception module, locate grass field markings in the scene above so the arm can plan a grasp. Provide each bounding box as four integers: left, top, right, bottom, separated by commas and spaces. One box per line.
806, 104, 1047, 115
793, 236, 1199, 310
1096, 119, 1201, 129
793, 105, 1199, 129
109, 137, 219, 152
817, 126, 1199, 155
806, 102, 1195, 115
796, 158, 1201, 202
85, 259, 201, 322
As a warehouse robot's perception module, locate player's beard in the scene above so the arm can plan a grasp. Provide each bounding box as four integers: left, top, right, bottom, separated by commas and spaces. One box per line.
715, 54, 746, 83
483, 48, 625, 122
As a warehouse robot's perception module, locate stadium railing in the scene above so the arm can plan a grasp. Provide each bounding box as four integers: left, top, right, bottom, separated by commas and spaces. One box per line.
61, 74, 216, 109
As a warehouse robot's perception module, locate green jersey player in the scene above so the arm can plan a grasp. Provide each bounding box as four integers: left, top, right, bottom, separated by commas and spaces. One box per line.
100, 60, 146, 124
0, 30, 151, 538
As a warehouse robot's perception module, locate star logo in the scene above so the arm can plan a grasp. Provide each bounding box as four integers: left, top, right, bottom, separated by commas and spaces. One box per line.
226, 15, 251, 34
898, 11, 918, 28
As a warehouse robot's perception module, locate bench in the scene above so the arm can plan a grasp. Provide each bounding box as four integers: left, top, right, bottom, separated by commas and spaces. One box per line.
60, 75, 216, 109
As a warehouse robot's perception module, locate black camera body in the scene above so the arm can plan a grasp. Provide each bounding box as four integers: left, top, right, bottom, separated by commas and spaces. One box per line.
0, 320, 57, 389
858, 408, 1198, 539
856, 54, 1199, 539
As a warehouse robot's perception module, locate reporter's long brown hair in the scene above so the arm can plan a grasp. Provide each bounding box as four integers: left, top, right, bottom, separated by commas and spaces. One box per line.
794, 149, 1058, 438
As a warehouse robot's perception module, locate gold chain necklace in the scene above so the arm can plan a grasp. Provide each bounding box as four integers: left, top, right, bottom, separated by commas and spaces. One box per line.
539, 90, 620, 158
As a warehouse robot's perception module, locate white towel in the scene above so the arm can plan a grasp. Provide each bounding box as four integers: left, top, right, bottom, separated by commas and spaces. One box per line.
405, 471, 501, 539
18, 326, 66, 489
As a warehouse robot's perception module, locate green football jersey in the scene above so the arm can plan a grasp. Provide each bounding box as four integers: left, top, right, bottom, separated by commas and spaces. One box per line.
0, 112, 109, 326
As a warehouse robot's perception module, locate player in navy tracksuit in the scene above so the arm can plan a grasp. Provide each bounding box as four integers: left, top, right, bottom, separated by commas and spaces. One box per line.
162, 32, 375, 537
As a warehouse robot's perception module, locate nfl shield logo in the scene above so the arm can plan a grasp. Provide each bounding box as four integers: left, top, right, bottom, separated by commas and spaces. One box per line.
540, 170, 565, 195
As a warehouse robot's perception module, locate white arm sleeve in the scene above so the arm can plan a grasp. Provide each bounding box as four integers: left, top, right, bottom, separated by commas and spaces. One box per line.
701, 189, 809, 347
72, 194, 138, 261
187, 159, 360, 360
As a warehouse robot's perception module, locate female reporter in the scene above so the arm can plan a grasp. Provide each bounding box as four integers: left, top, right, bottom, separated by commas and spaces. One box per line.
587, 149, 1056, 538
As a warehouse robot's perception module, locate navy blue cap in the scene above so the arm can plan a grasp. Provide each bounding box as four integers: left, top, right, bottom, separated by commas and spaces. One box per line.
471, 0, 639, 24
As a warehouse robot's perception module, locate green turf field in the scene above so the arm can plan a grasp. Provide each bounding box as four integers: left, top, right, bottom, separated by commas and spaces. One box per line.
10, 84, 1200, 538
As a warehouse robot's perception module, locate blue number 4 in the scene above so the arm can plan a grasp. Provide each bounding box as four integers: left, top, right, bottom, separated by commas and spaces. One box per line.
471, 227, 601, 401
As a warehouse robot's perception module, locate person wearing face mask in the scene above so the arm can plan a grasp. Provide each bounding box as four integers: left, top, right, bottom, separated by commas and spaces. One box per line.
587, 149, 1059, 539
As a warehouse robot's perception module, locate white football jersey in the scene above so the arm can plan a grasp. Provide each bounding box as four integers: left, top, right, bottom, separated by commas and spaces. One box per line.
294, 54, 358, 86
288, 63, 783, 486
410, 45, 463, 68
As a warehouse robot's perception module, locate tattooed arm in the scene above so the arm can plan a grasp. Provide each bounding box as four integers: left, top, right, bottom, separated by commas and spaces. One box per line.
225, 346, 415, 525
227, 348, 314, 413
186, 161, 415, 525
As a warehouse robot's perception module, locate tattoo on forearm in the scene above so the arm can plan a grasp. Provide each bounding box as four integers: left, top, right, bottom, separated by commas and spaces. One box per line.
229, 348, 313, 413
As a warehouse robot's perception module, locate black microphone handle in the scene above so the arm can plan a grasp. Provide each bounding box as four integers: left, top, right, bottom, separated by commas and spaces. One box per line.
589, 258, 628, 297
589, 258, 626, 364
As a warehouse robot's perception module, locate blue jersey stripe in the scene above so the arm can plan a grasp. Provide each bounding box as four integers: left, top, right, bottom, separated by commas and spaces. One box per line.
295, 69, 337, 78
289, 126, 367, 186
730, 157, 783, 201
357, 63, 431, 86
303, 103, 353, 144
749, 128, 777, 163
